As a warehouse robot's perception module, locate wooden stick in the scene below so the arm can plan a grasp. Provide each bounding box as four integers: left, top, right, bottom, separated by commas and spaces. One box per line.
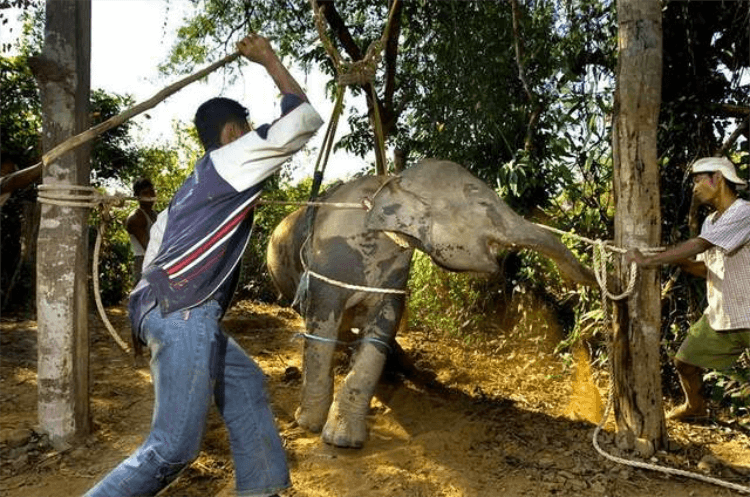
44, 50, 242, 165
1, 51, 241, 193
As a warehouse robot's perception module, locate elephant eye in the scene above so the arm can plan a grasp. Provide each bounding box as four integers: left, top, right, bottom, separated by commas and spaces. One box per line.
463, 183, 481, 196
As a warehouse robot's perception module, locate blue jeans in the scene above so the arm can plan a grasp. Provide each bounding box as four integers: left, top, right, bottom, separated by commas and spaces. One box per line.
85, 300, 290, 497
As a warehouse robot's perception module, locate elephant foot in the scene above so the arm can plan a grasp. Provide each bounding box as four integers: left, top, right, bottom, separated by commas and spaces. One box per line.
321, 401, 368, 448
295, 405, 327, 434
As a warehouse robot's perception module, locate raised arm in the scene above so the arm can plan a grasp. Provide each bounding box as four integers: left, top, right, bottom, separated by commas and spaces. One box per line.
236, 33, 307, 101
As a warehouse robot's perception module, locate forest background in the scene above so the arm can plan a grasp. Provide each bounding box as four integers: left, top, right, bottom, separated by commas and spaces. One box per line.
1, 0, 748, 413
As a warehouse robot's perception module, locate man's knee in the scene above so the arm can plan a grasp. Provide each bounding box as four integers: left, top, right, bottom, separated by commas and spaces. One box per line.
674, 357, 702, 377
148, 444, 198, 482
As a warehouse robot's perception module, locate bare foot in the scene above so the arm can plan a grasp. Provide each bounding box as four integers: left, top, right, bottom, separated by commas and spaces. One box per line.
666, 403, 708, 422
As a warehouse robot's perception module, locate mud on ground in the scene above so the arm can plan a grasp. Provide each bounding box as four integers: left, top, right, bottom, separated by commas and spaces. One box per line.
1, 300, 749, 497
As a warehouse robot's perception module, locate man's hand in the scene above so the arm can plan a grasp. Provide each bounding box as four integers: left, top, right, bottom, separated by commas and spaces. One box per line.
237, 32, 307, 101
625, 248, 650, 267
237, 33, 275, 66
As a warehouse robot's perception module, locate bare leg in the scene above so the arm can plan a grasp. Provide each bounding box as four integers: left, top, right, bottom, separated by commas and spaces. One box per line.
667, 358, 707, 420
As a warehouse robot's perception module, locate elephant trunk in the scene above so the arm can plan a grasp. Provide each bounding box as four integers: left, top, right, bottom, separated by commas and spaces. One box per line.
497, 223, 597, 287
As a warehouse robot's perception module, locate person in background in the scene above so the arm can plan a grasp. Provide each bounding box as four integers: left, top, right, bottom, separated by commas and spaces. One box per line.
125, 177, 158, 284
627, 157, 750, 421
84, 33, 323, 497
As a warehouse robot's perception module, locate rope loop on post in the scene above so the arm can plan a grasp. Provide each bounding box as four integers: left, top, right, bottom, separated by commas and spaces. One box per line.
37, 183, 135, 355
592, 239, 638, 301
528, 223, 750, 494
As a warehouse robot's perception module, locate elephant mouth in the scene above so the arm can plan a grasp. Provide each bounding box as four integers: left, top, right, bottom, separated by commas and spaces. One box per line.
486, 239, 507, 269
430, 238, 504, 274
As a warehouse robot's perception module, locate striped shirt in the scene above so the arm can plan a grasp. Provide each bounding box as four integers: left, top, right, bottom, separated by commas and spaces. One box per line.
697, 198, 750, 331
127, 97, 323, 354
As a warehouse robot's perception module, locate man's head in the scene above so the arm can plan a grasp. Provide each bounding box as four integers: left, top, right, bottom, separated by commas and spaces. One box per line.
133, 177, 156, 208
691, 157, 746, 205
194, 98, 251, 151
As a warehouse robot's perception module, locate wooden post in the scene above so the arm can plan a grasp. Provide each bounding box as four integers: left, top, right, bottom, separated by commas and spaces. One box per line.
30, 0, 92, 449
611, 0, 667, 454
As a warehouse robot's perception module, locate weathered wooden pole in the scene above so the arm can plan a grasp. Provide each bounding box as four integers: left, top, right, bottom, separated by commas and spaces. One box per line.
611, 0, 667, 454
30, 0, 92, 449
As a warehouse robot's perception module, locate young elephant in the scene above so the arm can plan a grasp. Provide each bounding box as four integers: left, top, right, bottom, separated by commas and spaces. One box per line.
267, 159, 595, 448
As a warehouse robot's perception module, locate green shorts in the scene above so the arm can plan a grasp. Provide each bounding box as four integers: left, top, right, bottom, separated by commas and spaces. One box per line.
676, 315, 750, 371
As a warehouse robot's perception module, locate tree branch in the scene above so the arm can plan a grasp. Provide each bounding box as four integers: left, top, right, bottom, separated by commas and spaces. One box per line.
383, 0, 402, 113
509, 0, 540, 154
717, 114, 749, 157
316, 1, 404, 174
318, 1, 363, 60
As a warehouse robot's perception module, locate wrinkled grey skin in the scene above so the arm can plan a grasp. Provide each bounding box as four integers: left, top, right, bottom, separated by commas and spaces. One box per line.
267, 159, 595, 448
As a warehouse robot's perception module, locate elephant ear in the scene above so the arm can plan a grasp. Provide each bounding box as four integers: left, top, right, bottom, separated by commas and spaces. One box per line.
364, 177, 433, 252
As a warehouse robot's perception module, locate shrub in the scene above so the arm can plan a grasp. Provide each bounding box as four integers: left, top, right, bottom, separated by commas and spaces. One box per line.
407, 251, 493, 340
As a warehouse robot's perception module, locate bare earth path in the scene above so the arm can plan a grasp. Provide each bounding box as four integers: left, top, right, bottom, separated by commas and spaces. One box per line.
1, 300, 748, 497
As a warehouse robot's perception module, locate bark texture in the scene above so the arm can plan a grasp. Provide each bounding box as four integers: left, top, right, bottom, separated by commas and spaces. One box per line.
611, 0, 666, 453
32, 0, 92, 449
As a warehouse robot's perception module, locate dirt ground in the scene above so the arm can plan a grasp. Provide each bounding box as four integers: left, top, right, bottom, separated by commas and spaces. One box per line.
1, 299, 749, 497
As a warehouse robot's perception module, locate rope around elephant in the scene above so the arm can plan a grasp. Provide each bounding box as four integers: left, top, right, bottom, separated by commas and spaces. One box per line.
36, 186, 749, 494
271, 196, 749, 495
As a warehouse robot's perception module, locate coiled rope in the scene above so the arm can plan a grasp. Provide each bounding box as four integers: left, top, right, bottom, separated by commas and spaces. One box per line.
35, 182, 748, 492
536, 223, 749, 494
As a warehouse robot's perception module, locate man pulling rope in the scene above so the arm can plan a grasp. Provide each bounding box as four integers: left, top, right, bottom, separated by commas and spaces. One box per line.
627, 157, 750, 422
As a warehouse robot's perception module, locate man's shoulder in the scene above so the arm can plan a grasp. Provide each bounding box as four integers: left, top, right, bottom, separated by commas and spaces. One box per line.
732, 198, 750, 213
126, 208, 144, 227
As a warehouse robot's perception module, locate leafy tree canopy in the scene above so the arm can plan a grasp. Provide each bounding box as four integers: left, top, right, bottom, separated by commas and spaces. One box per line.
162, 0, 618, 213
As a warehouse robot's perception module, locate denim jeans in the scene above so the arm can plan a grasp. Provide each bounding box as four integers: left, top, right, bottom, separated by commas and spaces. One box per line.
84, 300, 290, 497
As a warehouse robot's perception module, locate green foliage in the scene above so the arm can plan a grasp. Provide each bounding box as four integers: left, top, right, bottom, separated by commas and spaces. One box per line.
0, 1, 44, 56
90, 207, 132, 306
406, 251, 489, 339
705, 353, 750, 417
0, 40, 192, 309
90, 90, 142, 184
0, 55, 40, 164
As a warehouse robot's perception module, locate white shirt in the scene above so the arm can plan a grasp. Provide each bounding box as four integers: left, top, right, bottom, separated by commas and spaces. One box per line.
143, 210, 168, 269
697, 198, 750, 330
128, 208, 157, 256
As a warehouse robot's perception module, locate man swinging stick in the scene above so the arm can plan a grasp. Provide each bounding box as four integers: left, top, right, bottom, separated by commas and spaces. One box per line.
84, 33, 323, 497
627, 157, 750, 421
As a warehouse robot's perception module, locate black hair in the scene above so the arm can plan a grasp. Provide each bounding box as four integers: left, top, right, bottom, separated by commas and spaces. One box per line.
133, 177, 154, 196
194, 97, 250, 151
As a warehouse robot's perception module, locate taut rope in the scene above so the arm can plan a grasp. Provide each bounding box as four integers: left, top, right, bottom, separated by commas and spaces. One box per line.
531, 224, 749, 494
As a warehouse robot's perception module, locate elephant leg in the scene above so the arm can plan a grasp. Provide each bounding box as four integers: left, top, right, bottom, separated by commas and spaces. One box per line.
322, 296, 404, 448
296, 294, 343, 434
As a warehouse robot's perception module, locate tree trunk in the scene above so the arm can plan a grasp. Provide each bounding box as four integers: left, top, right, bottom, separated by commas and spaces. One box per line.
31, 0, 92, 449
611, 0, 667, 454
